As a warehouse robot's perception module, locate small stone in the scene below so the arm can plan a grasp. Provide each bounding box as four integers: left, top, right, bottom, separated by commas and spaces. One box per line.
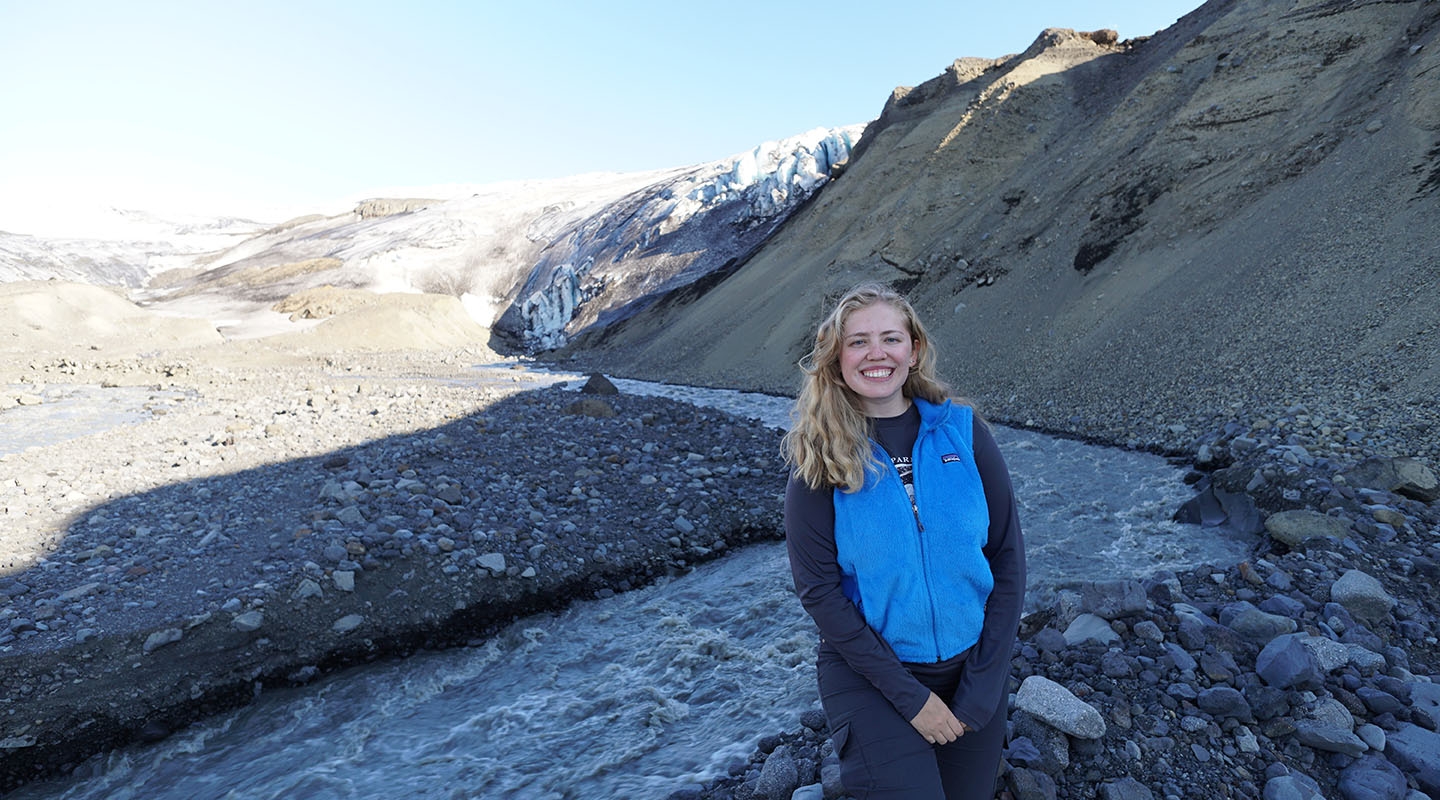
333, 571, 355, 592
331, 614, 364, 634
232, 611, 264, 632
477, 553, 506, 574
143, 628, 183, 653
1063, 613, 1120, 646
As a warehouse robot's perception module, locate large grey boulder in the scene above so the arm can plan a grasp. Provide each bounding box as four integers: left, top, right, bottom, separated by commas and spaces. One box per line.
1338, 755, 1407, 800
1264, 510, 1351, 547
1220, 601, 1298, 645
1072, 579, 1148, 619
1386, 724, 1440, 795
1344, 456, 1440, 502
1015, 676, 1106, 739
1329, 570, 1396, 625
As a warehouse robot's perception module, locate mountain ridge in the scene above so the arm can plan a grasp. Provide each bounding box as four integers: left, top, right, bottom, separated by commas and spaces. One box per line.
558, 0, 1440, 466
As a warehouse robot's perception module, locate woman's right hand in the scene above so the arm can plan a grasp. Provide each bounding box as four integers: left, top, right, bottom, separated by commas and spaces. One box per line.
908, 692, 968, 745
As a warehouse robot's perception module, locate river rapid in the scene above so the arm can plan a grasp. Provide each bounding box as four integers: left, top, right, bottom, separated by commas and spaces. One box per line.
5, 367, 1256, 799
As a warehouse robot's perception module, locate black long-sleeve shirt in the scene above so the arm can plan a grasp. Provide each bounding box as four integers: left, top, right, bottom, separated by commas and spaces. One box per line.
784, 404, 1026, 729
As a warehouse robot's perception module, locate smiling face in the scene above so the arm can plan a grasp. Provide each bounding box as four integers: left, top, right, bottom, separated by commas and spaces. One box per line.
838, 300, 917, 418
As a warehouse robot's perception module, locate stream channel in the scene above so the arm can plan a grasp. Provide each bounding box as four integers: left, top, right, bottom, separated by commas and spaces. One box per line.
5, 367, 1257, 799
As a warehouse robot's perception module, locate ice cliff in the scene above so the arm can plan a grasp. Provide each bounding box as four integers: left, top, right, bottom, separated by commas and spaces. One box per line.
500, 125, 862, 351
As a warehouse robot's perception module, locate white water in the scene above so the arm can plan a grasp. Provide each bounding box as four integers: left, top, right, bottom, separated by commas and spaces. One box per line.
5, 366, 1257, 798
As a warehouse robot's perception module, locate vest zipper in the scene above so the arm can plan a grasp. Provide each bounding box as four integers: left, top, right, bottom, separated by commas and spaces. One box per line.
907, 440, 943, 662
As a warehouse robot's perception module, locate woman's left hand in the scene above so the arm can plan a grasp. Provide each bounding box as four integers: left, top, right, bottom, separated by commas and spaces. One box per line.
908, 692, 970, 745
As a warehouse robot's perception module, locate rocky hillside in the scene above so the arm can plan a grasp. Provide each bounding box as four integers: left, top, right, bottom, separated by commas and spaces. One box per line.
562, 0, 1440, 464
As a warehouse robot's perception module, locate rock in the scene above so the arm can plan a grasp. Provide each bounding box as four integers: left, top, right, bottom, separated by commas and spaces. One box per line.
1330, 570, 1395, 624
477, 553, 507, 574
563, 397, 617, 418
1357, 723, 1387, 752
57, 582, 103, 602
755, 745, 798, 800
1197, 687, 1253, 721
1357, 686, 1405, 716
1063, 613, 1120, 646
1263, 772, 1327, 800
580, 373, 619, 395
1099, 776, 1154, 800
292, 579, 323, 600
142, 627, 183, 653
1409, 684, 1440, 732
231, 611, 264, 632
333, 570, 356, 592
1256, 633, 1323, 689
331, 614, 364, 634
1339, 754, 1407, 800
1264, 510, 1351, 547
1294, 720, 1368, 756
1015, 676, 1106, 739
1385, 724, 1440, 795
1220, 601, 1298, 645
1087, 28, 1120, 46
1298, 635, 1350, 672
1011, 716, 1071, 771
820, 753, 844, 799
1344, 457, 1440, 502
1073, 579, 1147, 619
1008, 767, 1058, 800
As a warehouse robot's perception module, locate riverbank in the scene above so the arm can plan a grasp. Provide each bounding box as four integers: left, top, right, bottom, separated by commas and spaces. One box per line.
0, 349, 786, 791
4, 345, 1439, 798
669, 406, 1440, 800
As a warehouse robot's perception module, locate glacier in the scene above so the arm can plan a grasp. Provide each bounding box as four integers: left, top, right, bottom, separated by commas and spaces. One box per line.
500, 125, 863, 351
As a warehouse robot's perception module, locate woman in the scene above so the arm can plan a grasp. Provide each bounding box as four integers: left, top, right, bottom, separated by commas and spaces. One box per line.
783, 282, 1025, 799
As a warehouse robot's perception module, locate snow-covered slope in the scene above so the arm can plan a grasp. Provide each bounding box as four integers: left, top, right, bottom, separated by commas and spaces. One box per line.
8, 125, 862, 351
0, 211, 269, 287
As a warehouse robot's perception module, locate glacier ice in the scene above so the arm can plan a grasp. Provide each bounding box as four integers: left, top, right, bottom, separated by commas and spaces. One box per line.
509, 125, 862, 350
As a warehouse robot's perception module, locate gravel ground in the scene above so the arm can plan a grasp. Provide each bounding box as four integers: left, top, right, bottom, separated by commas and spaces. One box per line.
0, 351, 786, 791
4, 348, 1440, 799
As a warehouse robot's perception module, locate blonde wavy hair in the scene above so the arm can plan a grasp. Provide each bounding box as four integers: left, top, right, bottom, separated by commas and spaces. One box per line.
783, 282, 960, 492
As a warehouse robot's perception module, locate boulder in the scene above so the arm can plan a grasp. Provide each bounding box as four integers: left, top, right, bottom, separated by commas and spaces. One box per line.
1015, 676, 1106, 739
1386, 724, 1440, 796
580, 372, 619, 395
1256, 633, 1323, 689
1330, 570, 1396, 625
1344, 457, 1440, 502
1264, 510, 1351, 547
1338, 755, 1407, 800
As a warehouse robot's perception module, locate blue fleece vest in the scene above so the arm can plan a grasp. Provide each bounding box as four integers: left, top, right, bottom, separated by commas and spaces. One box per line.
832, 398, 993, 663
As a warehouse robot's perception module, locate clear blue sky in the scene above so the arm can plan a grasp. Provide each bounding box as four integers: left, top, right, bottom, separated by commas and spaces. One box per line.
0, 1, 1202, 232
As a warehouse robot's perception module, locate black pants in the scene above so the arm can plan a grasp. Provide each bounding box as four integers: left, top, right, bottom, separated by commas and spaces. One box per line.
817, 649, 1006, 800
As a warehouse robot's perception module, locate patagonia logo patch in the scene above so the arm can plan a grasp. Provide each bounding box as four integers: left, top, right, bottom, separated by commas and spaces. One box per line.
941, 453, 963, 464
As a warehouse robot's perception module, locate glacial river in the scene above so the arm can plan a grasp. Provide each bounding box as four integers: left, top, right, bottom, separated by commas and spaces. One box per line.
4, 367, 1256, 799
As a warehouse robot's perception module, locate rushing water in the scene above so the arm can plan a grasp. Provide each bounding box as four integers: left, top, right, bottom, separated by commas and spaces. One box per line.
5, 366, 1257, 799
